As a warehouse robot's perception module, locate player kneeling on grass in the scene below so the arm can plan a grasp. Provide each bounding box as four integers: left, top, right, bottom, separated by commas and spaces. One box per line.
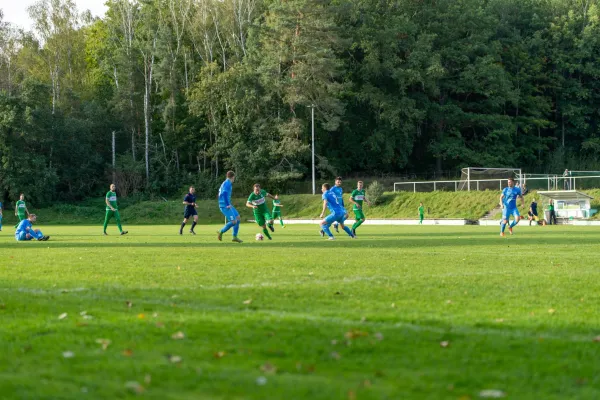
15, 214, 49, 241
349, 181, 371, 236
500, 177, 525, 237
319, 183, 355, 240
247, 184, 276, 240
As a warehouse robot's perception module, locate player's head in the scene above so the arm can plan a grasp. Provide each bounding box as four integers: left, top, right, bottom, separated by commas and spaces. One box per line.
28, 214, 37, 222
357, 181, 363, 189
335, 177, 342, 187
189, 186, 195, 194
19, 193, 24, 200
226, 171, 235, 182
507, 177, 514, 188
110, 183, 116, 191
322, 183, 330, 193
253, 183, 261, 194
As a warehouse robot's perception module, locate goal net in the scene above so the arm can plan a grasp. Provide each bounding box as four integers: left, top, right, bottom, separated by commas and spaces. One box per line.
459, 167, 522, 191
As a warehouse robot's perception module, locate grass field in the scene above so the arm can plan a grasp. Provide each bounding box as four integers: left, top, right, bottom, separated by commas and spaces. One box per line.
2, 224, 600, 399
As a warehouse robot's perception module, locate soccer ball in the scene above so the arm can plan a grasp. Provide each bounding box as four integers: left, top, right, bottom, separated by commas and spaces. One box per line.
255, 233, 264, 241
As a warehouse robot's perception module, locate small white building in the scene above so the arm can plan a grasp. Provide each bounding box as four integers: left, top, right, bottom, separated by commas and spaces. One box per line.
537, 190, 595, 220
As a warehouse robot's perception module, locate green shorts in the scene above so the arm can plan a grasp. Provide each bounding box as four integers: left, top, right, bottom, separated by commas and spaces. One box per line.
353, 209, 365, 220
254, 211, 272, 226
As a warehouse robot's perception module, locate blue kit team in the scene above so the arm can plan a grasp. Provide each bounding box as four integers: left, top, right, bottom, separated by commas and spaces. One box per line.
319, 182, 355, 240
500, 177, 525, 237
217, 170, 243, 243
15, 214, 50, 241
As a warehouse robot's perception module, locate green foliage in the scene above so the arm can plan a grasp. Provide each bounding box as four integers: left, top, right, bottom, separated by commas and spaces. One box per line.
366, 181, 385, 206
3, 0, 600, 202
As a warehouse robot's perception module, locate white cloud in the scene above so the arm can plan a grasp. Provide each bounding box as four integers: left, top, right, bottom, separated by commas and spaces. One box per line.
1, 0, 108, 31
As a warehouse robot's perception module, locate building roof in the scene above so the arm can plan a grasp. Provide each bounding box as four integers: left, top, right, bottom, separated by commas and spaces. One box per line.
537, 190, 594, 200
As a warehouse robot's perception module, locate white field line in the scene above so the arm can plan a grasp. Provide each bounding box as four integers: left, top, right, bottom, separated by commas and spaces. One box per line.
4, 287, 595, 343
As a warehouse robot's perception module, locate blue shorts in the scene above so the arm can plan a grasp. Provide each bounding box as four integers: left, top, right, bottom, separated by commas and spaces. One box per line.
324, 212, 345, 225
502, 207, 520, 220
15, 231, 31, 241
220, 206, 239, 222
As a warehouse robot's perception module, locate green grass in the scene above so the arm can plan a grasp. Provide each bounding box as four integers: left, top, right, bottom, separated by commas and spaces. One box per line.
2, 224, 600, 399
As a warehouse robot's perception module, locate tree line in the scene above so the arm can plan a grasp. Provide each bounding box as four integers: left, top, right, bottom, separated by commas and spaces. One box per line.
1, 0, 600, 205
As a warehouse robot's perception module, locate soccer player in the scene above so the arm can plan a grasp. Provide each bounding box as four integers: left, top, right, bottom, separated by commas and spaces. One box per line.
500, 177, 525, 237
180, 186, 198, 235
246, 184, 276, 240
103, 183, 128, 236
217, 171, 243, 243
528, 198, 539, 226
272, 195, 285, 227
418, 202, 425, 224
349, 181, 371, 236
319, 183, 355, 240
14, 193, 29, 228
330, 177, 348, 233
15, 214, 49, 241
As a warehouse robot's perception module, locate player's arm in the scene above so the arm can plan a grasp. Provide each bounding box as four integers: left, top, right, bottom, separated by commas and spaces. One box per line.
219, 187, 231, 208
319, 199, 328, 218
349, 193, 360, 209
105, 196, 115, 211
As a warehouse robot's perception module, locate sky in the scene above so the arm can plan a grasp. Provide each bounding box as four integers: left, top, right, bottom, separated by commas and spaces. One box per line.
1, 0, 108, 30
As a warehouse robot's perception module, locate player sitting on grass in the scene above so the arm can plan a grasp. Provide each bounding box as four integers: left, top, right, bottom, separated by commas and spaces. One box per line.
319, 183, 355, 240
349, 181, 371, 236
103, 183, 128, 236
272, 195, 285, 228
15, 214, 49, 241
180, 186, 198, 235
246, 184, 276, 240
217, 171, 243, 243
500, 177, 525, 237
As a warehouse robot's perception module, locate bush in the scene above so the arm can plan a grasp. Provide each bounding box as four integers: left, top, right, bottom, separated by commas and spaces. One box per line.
367, 181, 385, 205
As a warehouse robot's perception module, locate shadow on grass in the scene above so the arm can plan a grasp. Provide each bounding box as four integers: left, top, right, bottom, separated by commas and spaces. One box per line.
3, 235, 600, 249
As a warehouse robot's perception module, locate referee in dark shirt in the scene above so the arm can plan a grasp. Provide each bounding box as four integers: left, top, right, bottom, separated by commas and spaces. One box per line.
528, 199, 538, 225
180, 186, 198, 235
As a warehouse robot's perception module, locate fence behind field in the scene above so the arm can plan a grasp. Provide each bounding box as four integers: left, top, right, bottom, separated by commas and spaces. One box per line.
394, 175, 600, 192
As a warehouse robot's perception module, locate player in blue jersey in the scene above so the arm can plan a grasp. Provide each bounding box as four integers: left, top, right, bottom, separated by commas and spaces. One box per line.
330, 177, 348, 233
319, 183, 355, 240
15, 214, 49, 241
500, 177, 525, 237
217, 171, 243, 243
180, 186, 198, 235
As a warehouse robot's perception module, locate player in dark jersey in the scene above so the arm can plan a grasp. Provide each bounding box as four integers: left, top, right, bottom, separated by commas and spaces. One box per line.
180, 186, 198, 235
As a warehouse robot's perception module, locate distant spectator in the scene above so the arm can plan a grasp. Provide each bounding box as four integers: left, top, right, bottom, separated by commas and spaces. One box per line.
528, 199, 539, 226
563, 169, 570, 190
548, 200, 558, 225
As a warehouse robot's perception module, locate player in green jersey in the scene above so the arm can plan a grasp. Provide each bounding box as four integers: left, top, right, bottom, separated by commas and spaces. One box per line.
418, 202, 425, 224
349, 181, 371, 236
103, 183, 128, 236
14, 193, 29, 228
272, 195, 285, 227
246, 184, 276, 240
